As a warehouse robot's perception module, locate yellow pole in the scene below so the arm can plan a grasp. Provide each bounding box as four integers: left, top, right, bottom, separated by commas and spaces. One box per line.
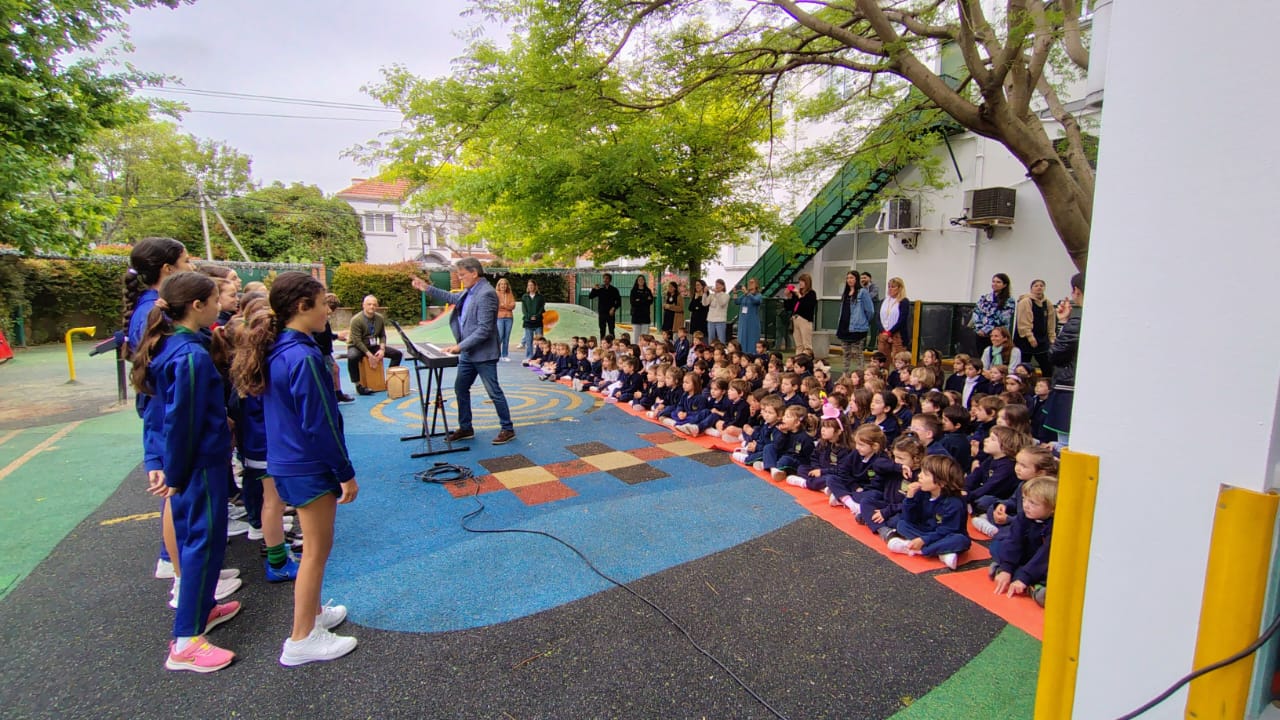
1034, 449, 1100, 720
64, 326, 96, 384
1185, 485, 1279, 718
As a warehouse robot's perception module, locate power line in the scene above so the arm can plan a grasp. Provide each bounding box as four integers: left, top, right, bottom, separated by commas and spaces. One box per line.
146, 86, 398, 113
178, 109, 396, 122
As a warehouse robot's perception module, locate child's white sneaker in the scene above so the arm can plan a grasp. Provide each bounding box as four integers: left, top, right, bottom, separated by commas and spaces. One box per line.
769, 468, 787, 482
886, 538, 911, 555
828, 493, 841, 507
939, 552, 959, 570
705, 428, 721, 438
971, 515, 1000, 538
279, 626, 358, 667
660, 418, 677, 427
731, 451, 748, 463
785, 475, 807, 488
752, 461, 765, 471
155, 558, 175, 579
646, 411, 656, 418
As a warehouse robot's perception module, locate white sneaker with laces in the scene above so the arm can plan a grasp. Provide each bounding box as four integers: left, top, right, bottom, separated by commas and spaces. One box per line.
155, 558, 175, 580
886, 538, 912, 555
226, 519, 252, 537
971, 515, 1000, 538
939, 552, 959, 570
279, 626, 358, 666
220, 568, 240, 580
317, 602, 348, 630
247, 526, 264, 541
227, 504, 247, 521
705, 428, 721, 438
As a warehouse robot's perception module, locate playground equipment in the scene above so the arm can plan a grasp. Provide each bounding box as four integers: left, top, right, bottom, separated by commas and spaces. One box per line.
64, 327, 96, 384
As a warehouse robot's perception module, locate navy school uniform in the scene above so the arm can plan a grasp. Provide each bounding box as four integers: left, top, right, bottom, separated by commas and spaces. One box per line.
528, 345, 547, 364
893, 492, 972, 556
993, 513, 1054, 587
781, 392, 808, 410
720, 398, 752, 430
985, 482, 1024, 532
743, 422, 782, 464
859, 462, 912, 532
687, 393, 731, 431
234, 393, 269, 532
895, 406, 913, 428
940, 431, 971, 469
554, 354, 574, 379
263, 329, 355, 506
873, 413, 901, 445
674, 337, 691, 366
969, 419, 995, 464
617, 371, 645, 402
965, 455, 1017, 512
763, 428, 815, 473
668, 389, 708, 424
795, 443, 852, 491
571, 357, 593, 381
634, 381, 662, 409
828, 451, 898, 502
604, 370, 633, 399
148, 327, 232, 639
943, 372, 966, 395
887, 368, 911, 390
925, 440, 953, 458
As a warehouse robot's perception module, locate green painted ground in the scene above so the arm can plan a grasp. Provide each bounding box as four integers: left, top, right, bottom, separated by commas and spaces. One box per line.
0, 412, 143, 601
889, 625, 1041, 719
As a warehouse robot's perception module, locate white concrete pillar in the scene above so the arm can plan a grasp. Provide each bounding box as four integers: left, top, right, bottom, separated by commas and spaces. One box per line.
1071, 1, 1280, 717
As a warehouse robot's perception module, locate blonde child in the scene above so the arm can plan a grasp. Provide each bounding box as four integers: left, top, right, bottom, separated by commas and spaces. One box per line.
972, 445, 1057, 538
990, 475, 1056, 606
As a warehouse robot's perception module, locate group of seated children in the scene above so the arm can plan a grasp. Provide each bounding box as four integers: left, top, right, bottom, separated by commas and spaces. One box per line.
531, 331, 1058, 606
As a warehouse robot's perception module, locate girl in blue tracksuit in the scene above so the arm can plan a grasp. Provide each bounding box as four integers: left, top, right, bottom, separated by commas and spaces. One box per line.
786, 414, 851, 491
885, 455, 972, 569
125, 238, 194, 582
231, 272, 359, 667
131, 271, 239, 672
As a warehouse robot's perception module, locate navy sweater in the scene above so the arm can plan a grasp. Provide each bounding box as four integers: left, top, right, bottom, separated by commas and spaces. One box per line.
996, 513, 1054, 586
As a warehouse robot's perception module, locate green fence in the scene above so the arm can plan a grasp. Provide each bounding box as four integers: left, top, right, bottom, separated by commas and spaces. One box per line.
574, 272, 660, 326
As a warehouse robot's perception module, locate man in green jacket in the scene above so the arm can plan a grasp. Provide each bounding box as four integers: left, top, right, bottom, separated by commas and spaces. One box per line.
347, 295, 403, 395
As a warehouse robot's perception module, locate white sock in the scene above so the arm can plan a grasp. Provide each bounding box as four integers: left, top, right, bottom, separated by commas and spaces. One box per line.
785, 475, 807, 488
841, 497, 860, 514
174, 636, 196, 652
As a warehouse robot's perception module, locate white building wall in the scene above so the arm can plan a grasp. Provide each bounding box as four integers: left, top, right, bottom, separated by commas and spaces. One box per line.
1071, 1, 1280, 717
345, 197, 413, 264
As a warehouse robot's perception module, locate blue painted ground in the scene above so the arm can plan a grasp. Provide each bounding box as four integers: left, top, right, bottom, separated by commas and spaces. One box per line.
327, 362, 808, 632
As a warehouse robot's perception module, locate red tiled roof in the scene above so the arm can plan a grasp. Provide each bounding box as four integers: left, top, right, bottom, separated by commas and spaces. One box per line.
335, 177, 413, 201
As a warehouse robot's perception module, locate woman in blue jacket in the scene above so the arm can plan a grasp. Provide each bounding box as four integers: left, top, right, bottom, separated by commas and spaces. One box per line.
232, 272, 359, 667
734, 277, 763, 357
836, 271, 875, 374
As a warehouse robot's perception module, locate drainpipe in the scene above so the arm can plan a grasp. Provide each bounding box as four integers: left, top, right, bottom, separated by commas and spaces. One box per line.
966, 138, 987, 301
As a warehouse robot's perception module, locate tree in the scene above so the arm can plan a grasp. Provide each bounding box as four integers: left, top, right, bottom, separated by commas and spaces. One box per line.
215, 184, 365, 267
470, 0, 1096, 270
358, 26, 794, 276
88, 119, 254, 245
0, 0, 188, 255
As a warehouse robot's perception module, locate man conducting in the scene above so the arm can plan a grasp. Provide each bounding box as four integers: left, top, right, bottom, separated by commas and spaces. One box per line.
412, 259, 516, 445
347, 294, 403, 395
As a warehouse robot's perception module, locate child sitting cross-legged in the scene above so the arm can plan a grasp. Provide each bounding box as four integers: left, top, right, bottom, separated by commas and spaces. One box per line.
785, 403, 852, 491
709, 379, 752, 439
724, 388, 767, 446
764, 404, 816, 483
972, 445, 1057, 538
861, 435, 925, 536
884, 455, 972, 570
732, 394, 784, 470
989, 475, 1056, 607
826, 424, 898, 515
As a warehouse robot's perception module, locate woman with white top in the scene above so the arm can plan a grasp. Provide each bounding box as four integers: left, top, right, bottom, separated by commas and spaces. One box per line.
705, 279, 730, 344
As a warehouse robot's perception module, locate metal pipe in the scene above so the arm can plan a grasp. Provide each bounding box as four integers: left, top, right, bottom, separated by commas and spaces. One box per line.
64, 326, 96, 384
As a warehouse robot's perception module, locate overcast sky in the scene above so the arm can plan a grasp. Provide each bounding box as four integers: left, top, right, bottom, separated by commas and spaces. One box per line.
108, 0, 482, 195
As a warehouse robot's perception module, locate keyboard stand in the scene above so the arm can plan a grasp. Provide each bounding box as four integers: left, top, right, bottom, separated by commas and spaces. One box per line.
391, 321, 468, 458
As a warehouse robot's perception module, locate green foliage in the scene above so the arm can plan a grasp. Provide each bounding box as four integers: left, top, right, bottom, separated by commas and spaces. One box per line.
330, 262, 423, 323
0, 255, 126, 344
358, 23, 791, 275
215, 184, 365, 266
0, 0, 189, 255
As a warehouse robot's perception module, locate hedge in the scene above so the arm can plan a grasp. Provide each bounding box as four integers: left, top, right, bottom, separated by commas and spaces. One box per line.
330, 262, 423, 324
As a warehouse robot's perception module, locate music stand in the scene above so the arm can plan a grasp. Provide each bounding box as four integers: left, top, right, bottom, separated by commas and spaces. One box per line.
390, 320, 468, 458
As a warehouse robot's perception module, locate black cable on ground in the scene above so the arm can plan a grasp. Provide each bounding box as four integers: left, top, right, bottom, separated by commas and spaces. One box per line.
1114, 610, 1280, 720
419, 462, 789, 720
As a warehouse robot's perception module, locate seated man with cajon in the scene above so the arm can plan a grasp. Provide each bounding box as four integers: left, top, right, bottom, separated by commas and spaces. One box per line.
347, 294, 403, 395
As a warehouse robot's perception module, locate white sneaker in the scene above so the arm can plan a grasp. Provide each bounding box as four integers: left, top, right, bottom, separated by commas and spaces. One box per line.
227, 504, 247, 521
220, 568, 240, 580
501, 357, 511, 362
731, 451, 748, 463
939, 552, 959, 570
317, 602, 348, 630
226, 519, 252, 537
752, 461, 765, 471
886, 538, 912, 555
785, 475, 807, 488
247, 526, 264, 541
971, 515, 1000, 538
169, 576, 243, 609
155, 558, 175, 580
661, 418, 677, 427
279, 626, 358, 666
705, 428, 721, 438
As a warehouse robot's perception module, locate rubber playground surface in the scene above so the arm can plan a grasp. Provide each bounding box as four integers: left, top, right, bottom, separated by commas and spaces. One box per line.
0, 307, 1043, 719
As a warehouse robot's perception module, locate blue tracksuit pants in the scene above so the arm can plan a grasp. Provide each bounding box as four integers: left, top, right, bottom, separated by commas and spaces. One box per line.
170, 464, 229, 638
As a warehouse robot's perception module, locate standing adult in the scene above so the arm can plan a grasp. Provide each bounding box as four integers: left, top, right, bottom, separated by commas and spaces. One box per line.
705, 279, 730, 344
734, 277, 763, 355
1014, 279, 1056, 377
789, 273, 818, 354
661, 281, 683, 335
876, 277, 913, 360
859, 272, 882, 302
836, 271, 875, 374
588, 273, 622, 339
494, 277, 516, 362
687, 279, 710, 338
629, 275, 654, 339
971, 273, 1016, 357
520, 279, 546, 362
1043, 272, 1084, 446
347, 295, 404, 396
412, 259, 516, 445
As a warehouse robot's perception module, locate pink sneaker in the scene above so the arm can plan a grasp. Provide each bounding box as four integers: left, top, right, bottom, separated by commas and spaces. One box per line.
165, 637, 235, 673
205, 601, 242, 633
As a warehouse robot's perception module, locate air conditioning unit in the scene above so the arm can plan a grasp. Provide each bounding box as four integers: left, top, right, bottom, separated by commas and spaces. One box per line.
881, 198, 918, 231
964, 187, 1016, 225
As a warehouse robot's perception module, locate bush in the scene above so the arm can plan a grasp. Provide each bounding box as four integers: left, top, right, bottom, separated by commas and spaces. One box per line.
330, 262, 423, 323
0, 254, 127, 344
494, 272, 571, 303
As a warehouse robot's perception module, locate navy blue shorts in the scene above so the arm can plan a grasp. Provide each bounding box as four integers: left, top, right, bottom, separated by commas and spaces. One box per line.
273, 473, 341, 507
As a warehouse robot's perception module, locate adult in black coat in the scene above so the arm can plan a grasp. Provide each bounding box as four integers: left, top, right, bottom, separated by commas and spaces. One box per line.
629, 275, 654, 339
1043, 273, 1084, 444
589, 273, 622, 339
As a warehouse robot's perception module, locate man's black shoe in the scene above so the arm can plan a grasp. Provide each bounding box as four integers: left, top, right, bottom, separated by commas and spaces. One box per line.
337, 392, 356, 404
492, 429, 516, 445
445, 428, 475, 443
356, 384, 374, 396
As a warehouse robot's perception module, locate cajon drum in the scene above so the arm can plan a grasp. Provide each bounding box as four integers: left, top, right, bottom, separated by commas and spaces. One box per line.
386, 366, 410, 399
358, 356, 386, 392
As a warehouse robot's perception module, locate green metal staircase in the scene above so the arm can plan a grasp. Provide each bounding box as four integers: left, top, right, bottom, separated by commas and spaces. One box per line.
739, 95, 959, 298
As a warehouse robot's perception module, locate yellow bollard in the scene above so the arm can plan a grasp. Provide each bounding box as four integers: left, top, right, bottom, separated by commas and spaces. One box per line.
65, 326, 96, 384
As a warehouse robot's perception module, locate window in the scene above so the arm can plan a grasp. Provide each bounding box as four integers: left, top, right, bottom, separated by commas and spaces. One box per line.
362, 213, 395, 233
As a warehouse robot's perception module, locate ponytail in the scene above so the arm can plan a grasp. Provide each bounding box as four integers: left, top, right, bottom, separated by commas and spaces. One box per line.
123, 237, 186, 328
231, 271, 324, 397
129, 271, 216, 395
